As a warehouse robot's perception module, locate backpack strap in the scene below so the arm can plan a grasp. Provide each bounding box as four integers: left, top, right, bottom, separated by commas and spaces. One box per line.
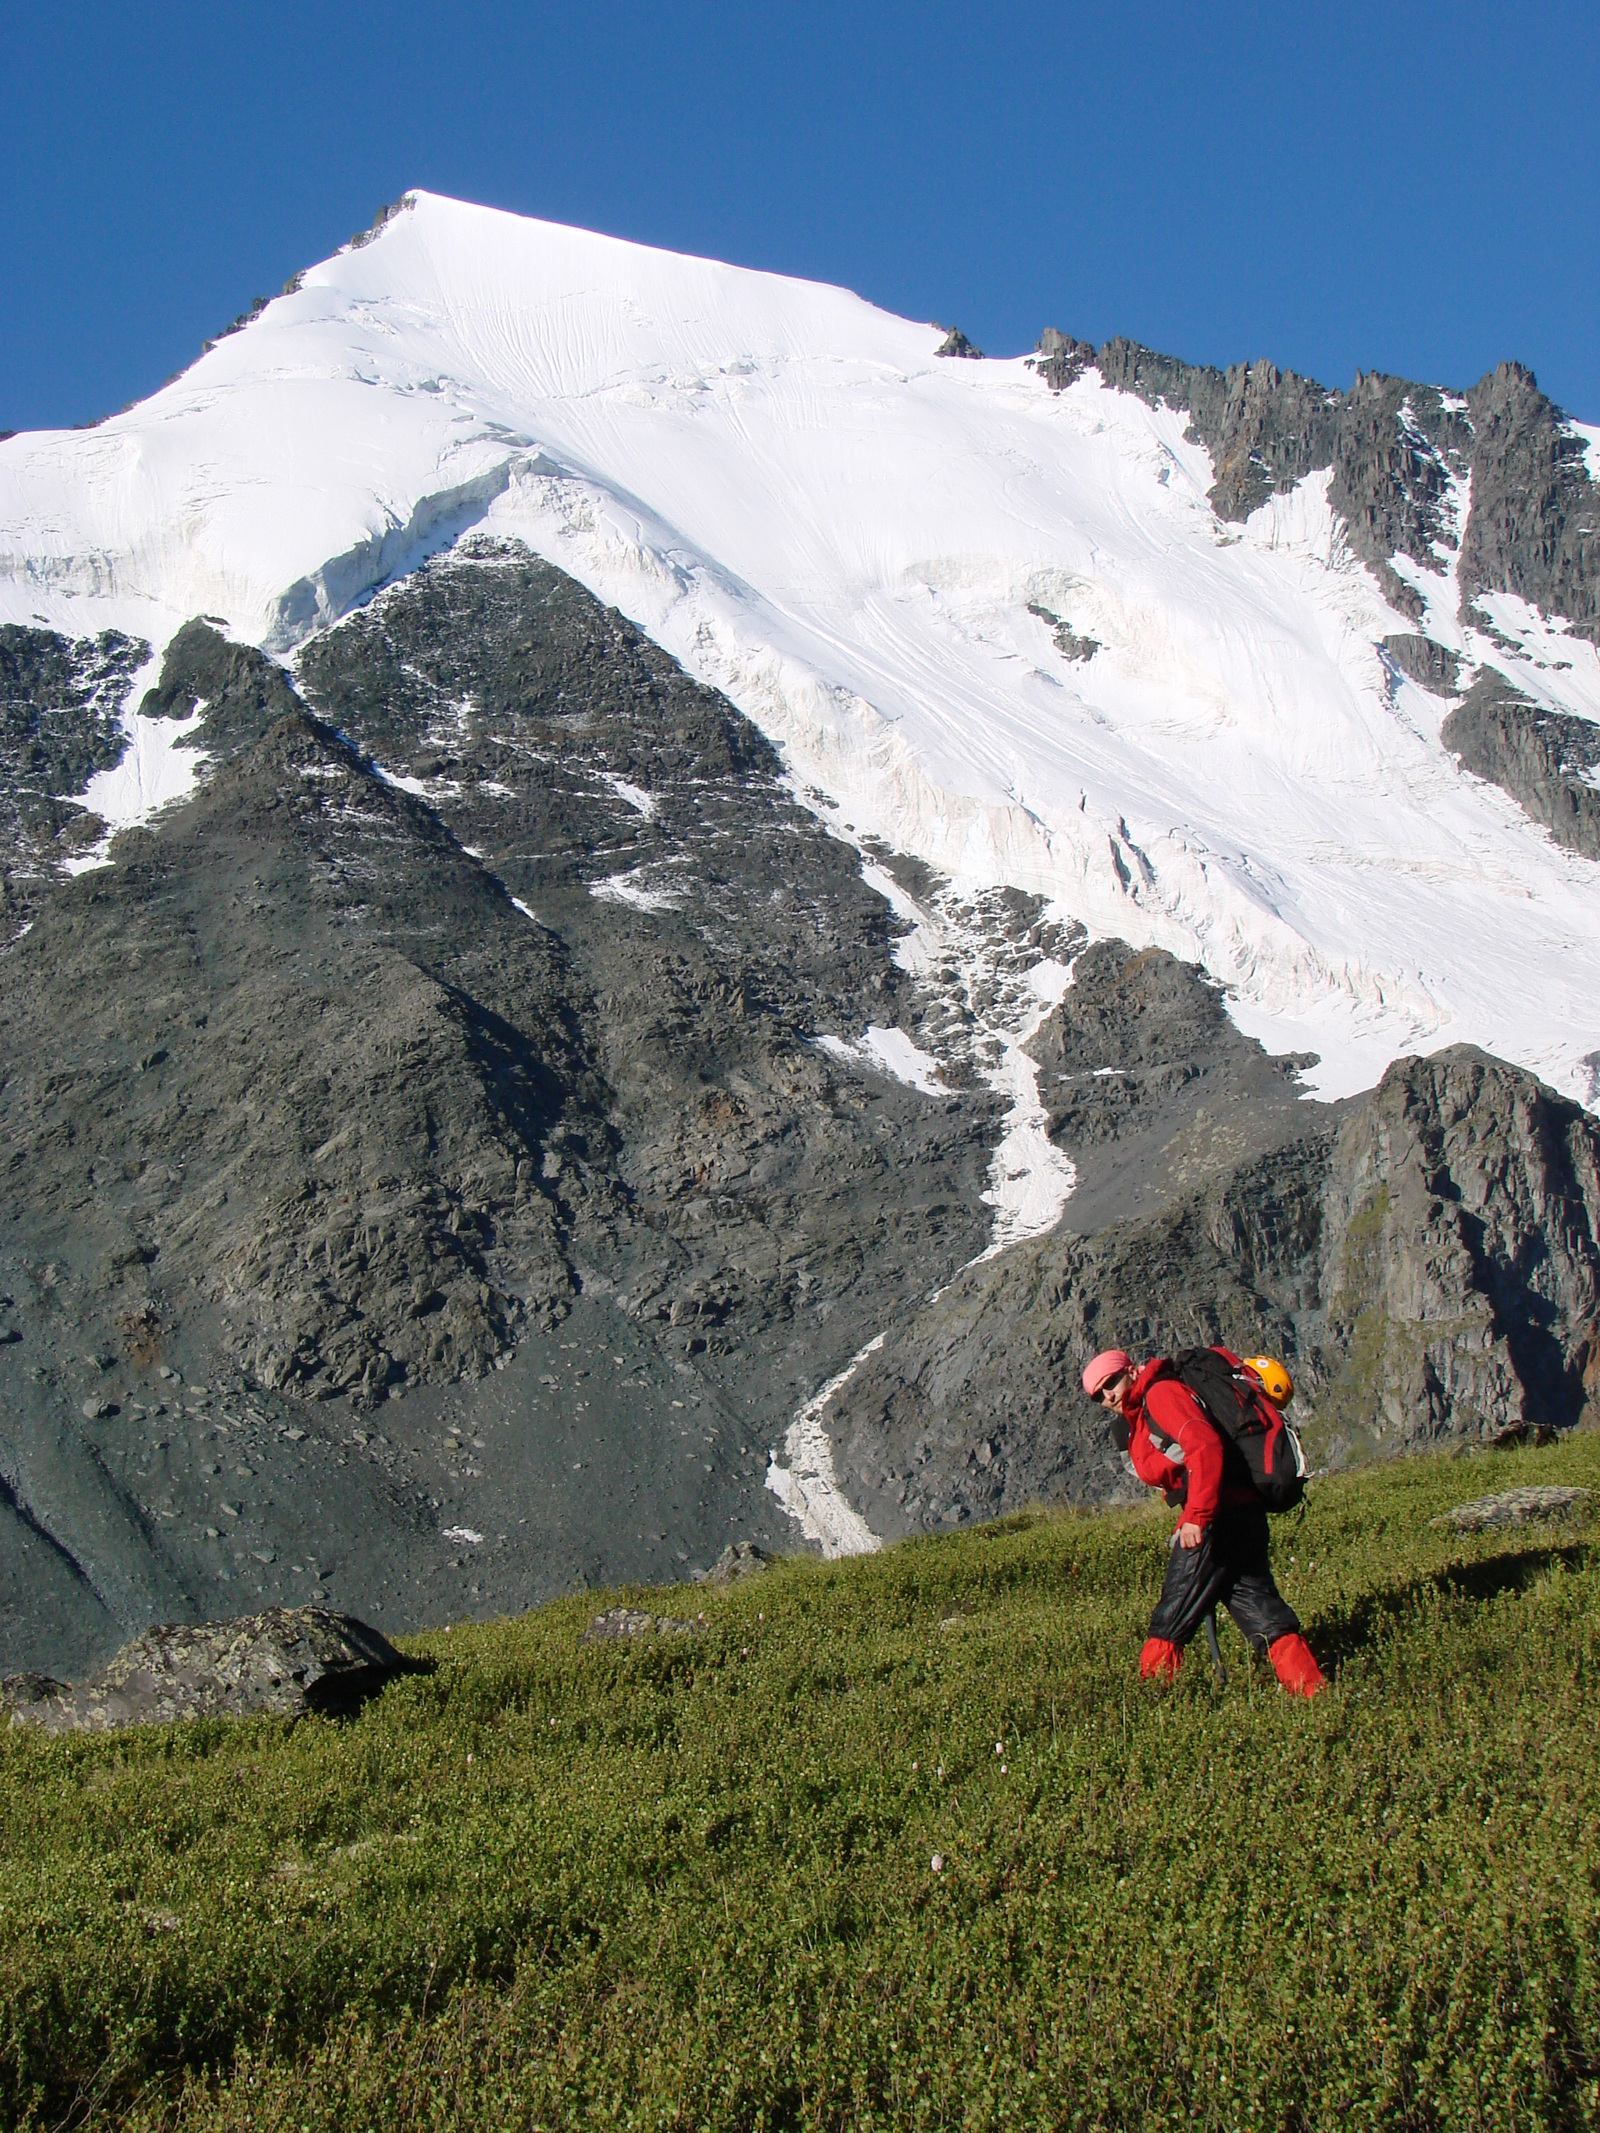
1130, 1358, 1185, 1460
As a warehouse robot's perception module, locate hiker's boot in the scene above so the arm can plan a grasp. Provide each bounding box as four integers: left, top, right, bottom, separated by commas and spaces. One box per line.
1268, 1632, 1325, 1699
1139, 1637, 1183, 1681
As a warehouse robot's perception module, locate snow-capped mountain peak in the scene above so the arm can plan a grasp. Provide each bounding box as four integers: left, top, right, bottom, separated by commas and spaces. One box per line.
4, 188, 1598, 1102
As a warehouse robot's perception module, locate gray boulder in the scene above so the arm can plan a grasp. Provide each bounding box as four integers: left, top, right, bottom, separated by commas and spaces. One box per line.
1439, 1485, 1589, 1532
2, 1607, 415, 1732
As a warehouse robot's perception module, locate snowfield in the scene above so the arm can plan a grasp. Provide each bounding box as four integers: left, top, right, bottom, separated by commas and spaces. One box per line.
3, 190, 1598, 1104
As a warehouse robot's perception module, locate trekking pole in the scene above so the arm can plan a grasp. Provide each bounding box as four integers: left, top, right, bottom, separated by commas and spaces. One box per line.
1202, 1610, 1227, 1687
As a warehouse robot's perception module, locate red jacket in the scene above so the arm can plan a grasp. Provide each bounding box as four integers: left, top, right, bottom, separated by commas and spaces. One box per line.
1119, 1358, 1256, 1531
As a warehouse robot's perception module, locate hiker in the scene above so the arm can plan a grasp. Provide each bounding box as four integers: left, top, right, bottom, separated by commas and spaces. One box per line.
1081, 1347, 1325, 1697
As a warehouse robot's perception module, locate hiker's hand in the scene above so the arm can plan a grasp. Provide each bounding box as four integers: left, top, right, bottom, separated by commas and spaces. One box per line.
1176, 1521, 1202, 1550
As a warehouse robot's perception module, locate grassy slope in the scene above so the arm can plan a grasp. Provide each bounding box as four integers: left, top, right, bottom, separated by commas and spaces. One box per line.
3, 1439, 1599, 2132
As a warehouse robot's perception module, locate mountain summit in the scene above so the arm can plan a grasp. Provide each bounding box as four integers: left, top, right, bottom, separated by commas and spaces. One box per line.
2, 195, 1599, 1676
5, 188, 1598, 1101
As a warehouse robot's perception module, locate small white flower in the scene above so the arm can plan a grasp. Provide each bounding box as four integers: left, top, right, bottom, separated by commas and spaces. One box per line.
931, 1853, 944, 1873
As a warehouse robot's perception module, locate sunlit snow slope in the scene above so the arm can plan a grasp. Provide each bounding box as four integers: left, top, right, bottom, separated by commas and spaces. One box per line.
4, 191, 1598, 1102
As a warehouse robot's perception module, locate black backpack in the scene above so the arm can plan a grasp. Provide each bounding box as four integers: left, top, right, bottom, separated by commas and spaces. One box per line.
1145, 1346, 1307, 1512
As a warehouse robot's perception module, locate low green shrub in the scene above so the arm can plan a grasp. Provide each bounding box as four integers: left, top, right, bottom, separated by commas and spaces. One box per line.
3, 1439, 1598, 2129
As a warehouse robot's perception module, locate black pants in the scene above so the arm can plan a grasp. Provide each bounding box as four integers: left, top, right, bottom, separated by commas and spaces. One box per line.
1147, 1502, 1299, 1654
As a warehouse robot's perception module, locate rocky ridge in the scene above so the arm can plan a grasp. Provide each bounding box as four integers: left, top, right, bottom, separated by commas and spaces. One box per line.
1033, 333, 1599, 648
1029, 330, 1600, 861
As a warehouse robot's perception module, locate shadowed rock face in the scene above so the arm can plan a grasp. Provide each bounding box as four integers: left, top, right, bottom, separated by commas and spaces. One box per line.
1442, 668, 1600, 861
2, 1606, 415, 1730
1459, 362, 1600, 645
0, 542, 996, 1678
826, 1018, 1600, 1538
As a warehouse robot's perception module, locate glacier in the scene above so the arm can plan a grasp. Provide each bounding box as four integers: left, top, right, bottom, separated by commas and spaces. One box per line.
3, 189, 1597, 1103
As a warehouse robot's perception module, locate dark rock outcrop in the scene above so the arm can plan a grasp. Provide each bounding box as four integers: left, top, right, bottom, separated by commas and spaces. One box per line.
2, 1606, 414, 1731
1, 625, 149, 936
934, 328, 983, 359
826, 1041, 1600, 1533
1442, 667, 1600, 859
1031, 330, 1095, 391
139, 617, 302, 766
1381, 634, 1461, 695
1026, 941, 1323, 1231
1316, 1049, 1600, 1451
1038, 333, 1600, 647
1458, 363, 1600, 644
1027, 603, 1100, 663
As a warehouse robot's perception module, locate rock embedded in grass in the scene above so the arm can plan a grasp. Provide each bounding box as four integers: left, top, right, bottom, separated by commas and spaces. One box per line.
701, 1541, 776, 1584
580, 1607, 699, 1644
1, 1606, 417, 1732
1437, 1484, 1590, 1532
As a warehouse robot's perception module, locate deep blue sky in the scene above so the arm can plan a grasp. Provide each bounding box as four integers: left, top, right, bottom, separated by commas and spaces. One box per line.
5, 1, 1597, 433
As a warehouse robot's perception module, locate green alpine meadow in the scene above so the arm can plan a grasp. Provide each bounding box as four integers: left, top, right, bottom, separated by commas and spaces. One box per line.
4, 1434, 1598, 2131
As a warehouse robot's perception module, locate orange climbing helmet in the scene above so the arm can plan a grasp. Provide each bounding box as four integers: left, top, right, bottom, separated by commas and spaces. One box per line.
1243, 1355, 1294, 1406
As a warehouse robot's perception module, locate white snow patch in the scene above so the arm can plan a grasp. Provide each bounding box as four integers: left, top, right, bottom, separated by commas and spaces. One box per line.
589, 867, 681, 911
977, 955, 1078, 1259
853, 858, 1079, 1250
1463, 591, 1600, 722
765, 1335, 885, 1557
815, 1025, 946, 1096
600, 773, 658, 819
65, 694, 207, 872
509, 895, 541, 924
374, 764, 461, 801
1574, 420, 1600, 491
442, 1526, 483, 1546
